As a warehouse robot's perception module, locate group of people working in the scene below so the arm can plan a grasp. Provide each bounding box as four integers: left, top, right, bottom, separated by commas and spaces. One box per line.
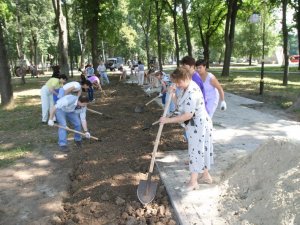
148, 56, 226, 191
40, 63, 108, 152
40, 57, 226, 192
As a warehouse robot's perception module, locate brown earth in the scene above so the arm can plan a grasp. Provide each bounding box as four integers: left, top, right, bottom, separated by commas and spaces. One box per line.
0, 74, 185, 225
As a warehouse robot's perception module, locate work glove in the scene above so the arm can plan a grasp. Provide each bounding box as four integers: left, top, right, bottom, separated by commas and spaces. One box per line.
220, 101, 227, 111
85, 132, 91, 139
48, 119, 54, 126
158, 92, 163, 98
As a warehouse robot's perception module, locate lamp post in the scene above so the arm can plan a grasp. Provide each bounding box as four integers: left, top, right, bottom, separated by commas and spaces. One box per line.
249, 3, 266, 95
260, 12, 266, 95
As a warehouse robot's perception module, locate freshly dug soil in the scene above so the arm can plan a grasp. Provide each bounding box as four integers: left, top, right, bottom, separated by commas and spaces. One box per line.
56, 75, 186, 224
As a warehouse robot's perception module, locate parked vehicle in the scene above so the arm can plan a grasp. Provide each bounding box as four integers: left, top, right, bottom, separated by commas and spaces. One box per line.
290, 55, 299, 63
106, 57, 124, 71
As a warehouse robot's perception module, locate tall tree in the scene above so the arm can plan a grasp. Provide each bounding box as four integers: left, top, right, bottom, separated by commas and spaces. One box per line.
87, 0, 100, 70
0, 17, 13, 106
155, 0, 164, 70
282, 0, 289, 85
192, 0, 226, 68
165, 0, 180, 66
129, 0, 153, 67
181, 0, 192, 56
52, 0, 69, 76
221, 0, 242, 77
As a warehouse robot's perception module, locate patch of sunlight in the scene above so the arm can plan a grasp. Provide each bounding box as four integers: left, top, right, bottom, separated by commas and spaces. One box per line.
32, 159, 50, 166
281, 101, 293, 108
14, 168, 49, 180
40, 201, 63, 212
156, 154, 180, 163
15, 96, 41, 106
234, 77, 259, 82
0, 143, 15, 150
0, 145, 32, 168
132, 124, 143, 130
14, 88, 41, 97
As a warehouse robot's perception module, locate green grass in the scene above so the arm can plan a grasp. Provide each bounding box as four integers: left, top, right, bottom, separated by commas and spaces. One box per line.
0, 144, 33, 167
216, 71, 300, 110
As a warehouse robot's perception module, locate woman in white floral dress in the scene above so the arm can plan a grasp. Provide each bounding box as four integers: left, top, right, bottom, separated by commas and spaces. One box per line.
160, 67, 213, 191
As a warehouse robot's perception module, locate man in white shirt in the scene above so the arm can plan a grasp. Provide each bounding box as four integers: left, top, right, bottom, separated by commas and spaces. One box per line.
48, 95, 91, 152
97, 61, 110, 85
58, 80, 91, 99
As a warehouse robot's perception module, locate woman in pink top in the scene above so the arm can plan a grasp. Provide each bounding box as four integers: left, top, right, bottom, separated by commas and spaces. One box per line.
195, 59, 227, 118
87, 75, 102, 90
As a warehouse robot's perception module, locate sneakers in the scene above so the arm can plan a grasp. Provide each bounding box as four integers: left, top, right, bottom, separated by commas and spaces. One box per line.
75, 141, 82, 148
59, 145, 69, 152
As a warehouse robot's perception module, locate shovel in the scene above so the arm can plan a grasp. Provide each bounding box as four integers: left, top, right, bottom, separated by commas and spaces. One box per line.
53, 124, 100, 141
87, 107, 113, 119
142, 111, 179, 131
137, 92, 172, 204
144, 95, 160, 106
134, 95, 160, 113
142, 120, 160, 131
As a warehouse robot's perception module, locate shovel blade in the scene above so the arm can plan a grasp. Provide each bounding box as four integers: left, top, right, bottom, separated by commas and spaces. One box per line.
137, 180, 158, 205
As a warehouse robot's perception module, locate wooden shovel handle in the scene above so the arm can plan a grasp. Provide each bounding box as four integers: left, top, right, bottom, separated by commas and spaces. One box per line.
87, 108, 103, 115
145, 95, 159, 106
152, 120, 160, 126
53, 124, 99, 141
148, 92, 172, 174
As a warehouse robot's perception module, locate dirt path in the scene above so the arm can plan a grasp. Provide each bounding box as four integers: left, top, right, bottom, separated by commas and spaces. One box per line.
0, 75, 184, 225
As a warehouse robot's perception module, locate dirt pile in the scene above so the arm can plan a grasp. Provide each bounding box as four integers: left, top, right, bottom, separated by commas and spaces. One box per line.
219, 138, 300, 225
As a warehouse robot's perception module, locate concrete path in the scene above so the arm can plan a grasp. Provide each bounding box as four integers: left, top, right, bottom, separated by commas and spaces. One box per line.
154, 92, 299, 225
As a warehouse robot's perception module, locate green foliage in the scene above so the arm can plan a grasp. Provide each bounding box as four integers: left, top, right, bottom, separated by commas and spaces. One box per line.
0, 0, 11, 20
233, 1, 280, 61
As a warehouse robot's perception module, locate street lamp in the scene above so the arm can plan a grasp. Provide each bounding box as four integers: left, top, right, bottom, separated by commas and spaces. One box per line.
249, 4, 266, 95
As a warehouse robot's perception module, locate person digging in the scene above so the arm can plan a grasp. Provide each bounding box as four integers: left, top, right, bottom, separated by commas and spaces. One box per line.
48, 94, 91, 152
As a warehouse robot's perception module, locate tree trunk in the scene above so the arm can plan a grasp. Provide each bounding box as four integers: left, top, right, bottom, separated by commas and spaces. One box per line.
296, 0, 300, 70
165, 0, 180, 67
173, 0, 180, 67
155, 0, 163, 71
145, 5, 152, 69
181, 0, 192, 56
89, 0, 100, 71
52, 0, 70, 76
197, 15, 211, 67
63, 2, 73, 77
282, 0, 289, 86
221, 0, 241, 77
249, 53, 252, 66
0, 21, 13, 106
